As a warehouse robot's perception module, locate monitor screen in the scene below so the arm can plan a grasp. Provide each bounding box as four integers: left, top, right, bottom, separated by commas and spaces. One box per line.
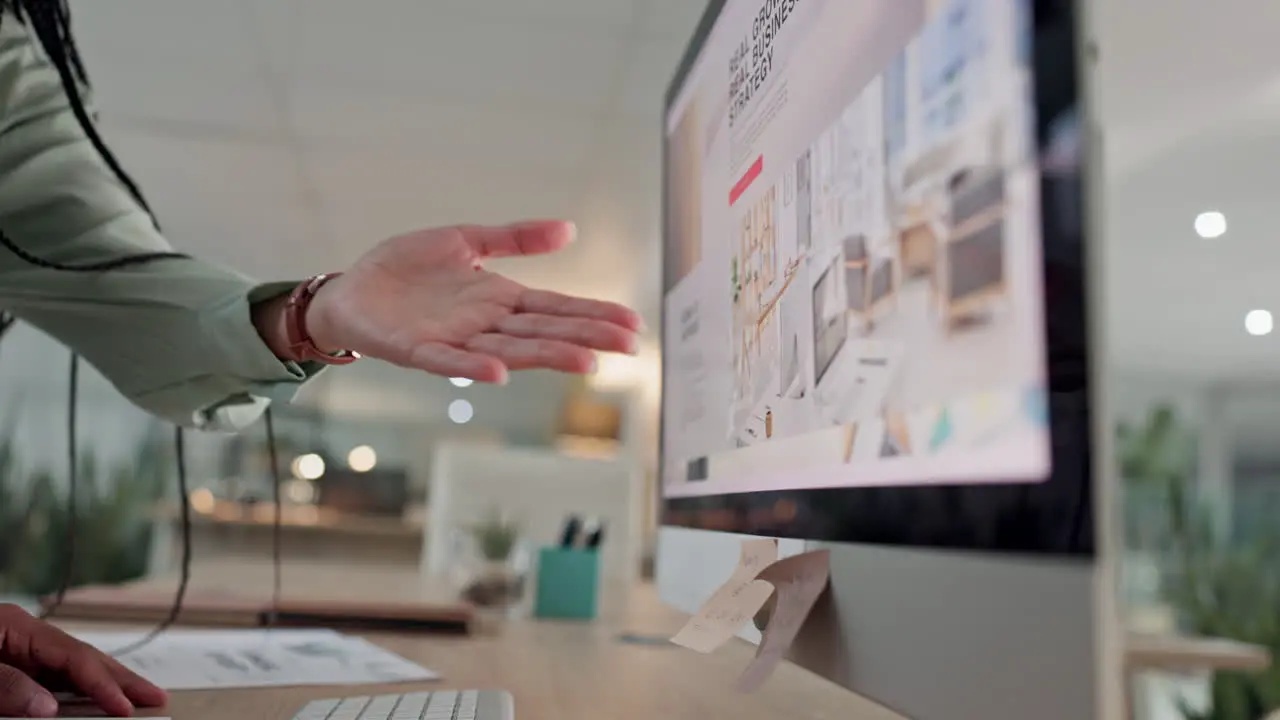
660, 0, 1091, 556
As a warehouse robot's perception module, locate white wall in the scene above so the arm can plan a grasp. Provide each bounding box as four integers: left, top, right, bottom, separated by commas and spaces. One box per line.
424, 441, 643, 586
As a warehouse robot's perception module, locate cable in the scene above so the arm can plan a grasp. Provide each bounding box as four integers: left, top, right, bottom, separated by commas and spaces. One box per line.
108, 427, 189, 658
0, 1, 287, 654
38, 353, 76, 619
264, 408, 283, 626
0, 311, 15, 340
0, 0, 191, 652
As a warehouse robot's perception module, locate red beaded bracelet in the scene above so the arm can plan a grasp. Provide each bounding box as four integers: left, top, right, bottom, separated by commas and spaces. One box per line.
283, 273, 360, 365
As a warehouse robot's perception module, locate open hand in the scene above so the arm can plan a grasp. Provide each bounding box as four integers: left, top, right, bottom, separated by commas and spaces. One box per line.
0, 604, 166, 717
305, 220, 642, 384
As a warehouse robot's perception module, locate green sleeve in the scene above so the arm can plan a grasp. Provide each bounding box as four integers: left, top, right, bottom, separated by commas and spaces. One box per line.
0, 13, 322, 431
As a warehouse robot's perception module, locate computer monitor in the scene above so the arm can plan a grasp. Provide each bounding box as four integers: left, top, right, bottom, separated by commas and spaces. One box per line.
657, 1, 1115, 718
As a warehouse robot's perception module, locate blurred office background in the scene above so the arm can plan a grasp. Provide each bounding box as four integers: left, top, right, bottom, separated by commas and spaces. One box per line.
0, 0, 694, 594
1099, 2, 1280, 716
0, 1, 1279, 717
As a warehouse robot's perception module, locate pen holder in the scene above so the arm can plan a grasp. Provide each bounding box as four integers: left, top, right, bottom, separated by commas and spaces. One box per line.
533, 546, 600, 620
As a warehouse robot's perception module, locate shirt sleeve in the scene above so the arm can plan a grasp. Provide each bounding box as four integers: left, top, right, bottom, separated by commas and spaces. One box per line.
0, 13, 322, 431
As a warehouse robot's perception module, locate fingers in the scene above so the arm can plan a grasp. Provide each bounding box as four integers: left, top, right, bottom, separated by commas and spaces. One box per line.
105, 656, 168, 709
494, 313, 637, 355
517, 289, 643, 331
458, 220, 575, 259
0, 604, 165, 716
58, 650, 134, 717
408, 341, 510, 384
466, 334, 596, 374
0, 663, 58, 717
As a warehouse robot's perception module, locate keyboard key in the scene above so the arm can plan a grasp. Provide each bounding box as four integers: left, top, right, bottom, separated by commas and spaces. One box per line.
295, 698, 341, 720
288, 689, 510, 720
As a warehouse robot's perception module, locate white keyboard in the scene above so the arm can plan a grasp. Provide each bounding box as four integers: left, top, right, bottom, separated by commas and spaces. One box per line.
292, 690, 513, 720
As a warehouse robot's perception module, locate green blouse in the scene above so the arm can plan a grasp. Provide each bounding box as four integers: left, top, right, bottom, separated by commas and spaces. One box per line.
0, 13, 320, 431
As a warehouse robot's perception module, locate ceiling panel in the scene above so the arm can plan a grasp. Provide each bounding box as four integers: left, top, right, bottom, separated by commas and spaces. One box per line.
290, 0, 627, 111
68, 0, 260, 75
305, 142, 587, 258
1095, 0, 1280, 179
289, 90, 597, 180
429, 0, 635, 26
241, 0, 301, 82
101, 128, 304, 204
96, 127, 324, 274
88, 61, 281, 132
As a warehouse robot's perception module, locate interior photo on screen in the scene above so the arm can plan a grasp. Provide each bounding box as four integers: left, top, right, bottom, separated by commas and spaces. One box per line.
661, 0, 1050, 498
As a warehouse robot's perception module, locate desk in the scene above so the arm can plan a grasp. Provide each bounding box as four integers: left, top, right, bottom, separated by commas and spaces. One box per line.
62, 559, 905, 720
1124, 633, 1271, 720
1125, 633, 1271, 673
151, 501, 423, 570
62, 560, 1269, 719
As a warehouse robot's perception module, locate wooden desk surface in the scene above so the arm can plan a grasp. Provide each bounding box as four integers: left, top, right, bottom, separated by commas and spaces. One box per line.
62, 558, 904, 720
62, 559, 1271, 719
156, 500, 423, 540
1125, 632, 1272, 672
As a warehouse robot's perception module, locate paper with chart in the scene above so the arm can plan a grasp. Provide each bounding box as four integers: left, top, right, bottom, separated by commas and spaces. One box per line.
72, 629, 439, 690
736, 549, 831, 692
670, 538, 779, 653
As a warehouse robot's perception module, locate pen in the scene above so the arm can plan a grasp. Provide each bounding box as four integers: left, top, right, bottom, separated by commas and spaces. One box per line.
584, 521, 606, 550
559, 515, 582, 548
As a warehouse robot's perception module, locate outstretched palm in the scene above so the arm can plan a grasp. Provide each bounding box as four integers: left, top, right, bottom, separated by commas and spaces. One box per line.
308, 220, 641, 384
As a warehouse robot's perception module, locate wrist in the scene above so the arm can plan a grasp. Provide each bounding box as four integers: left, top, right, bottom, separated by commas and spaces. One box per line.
252, 293, 295, 360
252, 278, 344, 362
303, 282, 343, 355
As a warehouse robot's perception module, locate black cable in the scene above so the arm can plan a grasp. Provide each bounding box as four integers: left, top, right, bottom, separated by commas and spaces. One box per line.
109, 427, 189, 658
0, 311, 15, 343
38, 353, 76, 619
0, 1, 289, 655
264, 408, 283, 625
0, 0, 190, 652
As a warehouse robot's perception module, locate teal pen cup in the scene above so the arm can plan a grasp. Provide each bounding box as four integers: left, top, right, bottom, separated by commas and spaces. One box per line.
533, 546, 600, 620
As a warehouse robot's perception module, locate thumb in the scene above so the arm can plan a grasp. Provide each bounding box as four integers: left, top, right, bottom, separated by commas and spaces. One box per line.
0, 663, 58, 717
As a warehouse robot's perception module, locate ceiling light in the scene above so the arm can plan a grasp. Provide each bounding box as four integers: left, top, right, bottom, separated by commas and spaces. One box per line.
292, 453, 326, 480
347, 445, 377, 473
1194, 211, 1227, 239
448, 398, 474, 424
1246, 309, 1273, 336
450, 377, 473, 388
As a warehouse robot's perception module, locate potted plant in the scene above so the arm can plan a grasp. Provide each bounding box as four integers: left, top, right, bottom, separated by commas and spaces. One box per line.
0, 427, 167, 597
459, 508, 525, 611
1117, 404, 1280, 718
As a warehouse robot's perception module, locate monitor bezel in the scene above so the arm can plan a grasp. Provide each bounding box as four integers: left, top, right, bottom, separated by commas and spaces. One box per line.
658, 0, 1094, 558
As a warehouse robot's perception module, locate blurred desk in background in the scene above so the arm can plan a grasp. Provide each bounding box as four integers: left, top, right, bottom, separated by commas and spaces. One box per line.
49, 555, 473, 632
150, 500, 423, 572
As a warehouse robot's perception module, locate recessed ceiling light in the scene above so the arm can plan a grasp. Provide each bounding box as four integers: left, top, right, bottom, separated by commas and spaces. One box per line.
450, 377, 473, 388
1245, 309, 1273, 336
1194, 211, 1227, 239
448, 398, 474, 424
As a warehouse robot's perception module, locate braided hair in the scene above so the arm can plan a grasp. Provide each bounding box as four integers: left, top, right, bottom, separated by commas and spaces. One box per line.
0, 0, 195, 626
